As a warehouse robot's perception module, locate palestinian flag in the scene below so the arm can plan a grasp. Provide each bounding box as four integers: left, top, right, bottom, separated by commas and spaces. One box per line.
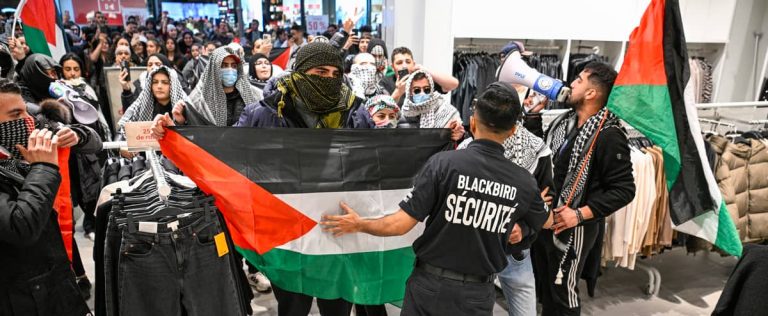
15, 0, 68, 59
159, 127, 451, 304
269, 47, 291, 70
606, 0, 741, 256
55, 147, 73, 261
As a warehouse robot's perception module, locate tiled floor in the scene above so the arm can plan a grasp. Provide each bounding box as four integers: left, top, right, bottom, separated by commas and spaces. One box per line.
75, 211, 735, 316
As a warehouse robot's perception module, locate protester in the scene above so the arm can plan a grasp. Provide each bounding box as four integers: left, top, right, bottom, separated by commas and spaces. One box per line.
381, 47, 459, 104
182, 43, 208, 89
0, 79, 95, 316
365, 95, 400, 128
247, 53, 273, 91
347, 53, 385, 99
120, 53, 175, 112
146, 38, 163, 56
178, 46, 262, 127
177, 30, 196, 57
164, 37, 186, 70
118, 66, 189, 137
399, 70, 465, 141
17, 54, 61, 104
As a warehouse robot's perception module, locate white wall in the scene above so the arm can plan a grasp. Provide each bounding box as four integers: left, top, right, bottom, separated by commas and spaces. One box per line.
715, 0, 768, 102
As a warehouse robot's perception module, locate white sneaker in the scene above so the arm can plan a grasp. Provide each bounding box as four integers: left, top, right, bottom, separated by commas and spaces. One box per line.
248, 272, 272, 293
250, 301, 268, 314
86, 232, 96, 242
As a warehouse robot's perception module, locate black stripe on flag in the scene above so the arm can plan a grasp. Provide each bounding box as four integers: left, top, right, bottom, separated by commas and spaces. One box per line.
171, 127, 453, 194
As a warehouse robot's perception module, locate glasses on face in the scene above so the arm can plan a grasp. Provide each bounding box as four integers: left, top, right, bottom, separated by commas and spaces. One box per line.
412, 87, 431, 94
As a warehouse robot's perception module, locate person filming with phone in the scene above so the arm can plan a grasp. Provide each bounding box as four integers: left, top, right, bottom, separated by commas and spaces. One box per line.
379, 47, 459, 104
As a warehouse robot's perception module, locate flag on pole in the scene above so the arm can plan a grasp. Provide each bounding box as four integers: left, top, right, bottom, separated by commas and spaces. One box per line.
16, 0, 67, 59
606, 0, 742, 256
160, 127, 452, 304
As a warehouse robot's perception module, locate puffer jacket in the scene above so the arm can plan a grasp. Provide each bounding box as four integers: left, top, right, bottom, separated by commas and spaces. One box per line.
710, 135, 768, 242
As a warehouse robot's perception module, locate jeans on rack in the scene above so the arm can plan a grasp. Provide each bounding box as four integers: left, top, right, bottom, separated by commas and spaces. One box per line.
498, 249, 536, 316
116, 212, 244, 316
103, 215, 122, 316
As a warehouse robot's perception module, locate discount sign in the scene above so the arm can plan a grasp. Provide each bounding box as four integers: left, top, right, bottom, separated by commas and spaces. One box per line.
306, 15, 329, 35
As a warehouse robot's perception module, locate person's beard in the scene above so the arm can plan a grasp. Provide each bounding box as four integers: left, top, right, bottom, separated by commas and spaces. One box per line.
566, 94, 584, 110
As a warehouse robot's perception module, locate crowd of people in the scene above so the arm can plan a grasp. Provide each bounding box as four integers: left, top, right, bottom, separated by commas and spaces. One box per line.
0, 10, 636, 316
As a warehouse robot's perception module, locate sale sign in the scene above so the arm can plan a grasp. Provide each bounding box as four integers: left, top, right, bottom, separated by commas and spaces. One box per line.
306, 15, 328, 35
124, 121, 161, 150
72, 0, 145, 25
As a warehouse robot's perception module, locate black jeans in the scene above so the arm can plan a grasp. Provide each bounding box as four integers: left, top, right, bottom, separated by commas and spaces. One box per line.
116, 212, 244, 316
400, 267, 495, 316
272, 285, 352, 316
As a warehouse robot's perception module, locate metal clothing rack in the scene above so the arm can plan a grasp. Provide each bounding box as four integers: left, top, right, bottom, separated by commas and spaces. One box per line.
101, 141, 170, 202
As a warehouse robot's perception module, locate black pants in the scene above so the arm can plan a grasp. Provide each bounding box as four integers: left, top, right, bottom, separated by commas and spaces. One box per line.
400, 268, 494, 316
272, 285, 352, 316
81, 199, 97, 234
355, 304, 388, 316
116, 212, 244, 316
533, 224, 599, 316
71, 237, 86, 277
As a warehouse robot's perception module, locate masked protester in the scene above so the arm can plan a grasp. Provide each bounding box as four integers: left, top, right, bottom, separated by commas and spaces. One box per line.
346, 53, 383, 99
179, 46, 262, 127
401, 70, 465, 142
17, 54, 61, 104
0, 79, 101, 316
118, 66, 190, 137
369, 39, 389, 79
365, 95, 400, 128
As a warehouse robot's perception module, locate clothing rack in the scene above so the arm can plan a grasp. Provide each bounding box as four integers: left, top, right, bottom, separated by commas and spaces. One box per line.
100, 141, 170, 202
101, 141, 127, 150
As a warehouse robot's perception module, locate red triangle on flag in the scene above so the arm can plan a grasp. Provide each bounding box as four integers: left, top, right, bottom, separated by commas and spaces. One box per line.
159, 129, 317, 254
270, 48, 292, 70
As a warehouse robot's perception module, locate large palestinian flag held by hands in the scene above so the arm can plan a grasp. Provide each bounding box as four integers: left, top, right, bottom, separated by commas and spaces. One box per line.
15, 0, 67, 59
160, 127, 452, 304
606, 0, 741, 256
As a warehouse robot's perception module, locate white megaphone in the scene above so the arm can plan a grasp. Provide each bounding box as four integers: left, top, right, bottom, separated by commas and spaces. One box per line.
498, 51, 571, 103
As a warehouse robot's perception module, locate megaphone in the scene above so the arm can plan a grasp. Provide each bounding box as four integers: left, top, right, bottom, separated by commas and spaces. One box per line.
498, 51, 571, 103
49, 81, 100, 125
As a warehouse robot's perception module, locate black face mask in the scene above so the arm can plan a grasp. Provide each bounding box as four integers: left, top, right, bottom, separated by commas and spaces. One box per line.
290, 72, 345, 114
0, 116, 36, 160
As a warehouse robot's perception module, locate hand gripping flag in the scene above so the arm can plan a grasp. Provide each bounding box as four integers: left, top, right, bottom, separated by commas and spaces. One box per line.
160, 127, 451, 304
606, 0, 741, 256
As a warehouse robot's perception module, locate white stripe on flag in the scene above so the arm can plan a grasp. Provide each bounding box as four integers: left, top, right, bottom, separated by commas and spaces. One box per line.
274, 189, 424, 255
672, 75, 721, 241
50, 25, 66, 60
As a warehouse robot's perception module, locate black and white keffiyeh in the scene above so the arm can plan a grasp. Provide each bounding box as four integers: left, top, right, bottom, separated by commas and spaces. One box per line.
118, 66, 190, 136
546, 107, 618, 207
458, 124, 550, 173
0, 116, 36, 178
401, 70, 461, 128
189, 46, 260, 126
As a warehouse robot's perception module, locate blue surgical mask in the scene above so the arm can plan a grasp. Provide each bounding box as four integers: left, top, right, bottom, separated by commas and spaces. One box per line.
412, 93, 430, 104
221, 68, 238, 87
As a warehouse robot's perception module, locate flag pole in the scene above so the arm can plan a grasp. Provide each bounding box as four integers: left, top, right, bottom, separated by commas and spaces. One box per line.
11, 0, 27, 41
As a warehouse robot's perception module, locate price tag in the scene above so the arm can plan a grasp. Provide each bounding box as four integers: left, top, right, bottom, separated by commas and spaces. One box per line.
124, 121, 160, 151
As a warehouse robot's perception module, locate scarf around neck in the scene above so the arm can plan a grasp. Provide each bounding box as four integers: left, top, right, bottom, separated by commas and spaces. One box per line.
401, 70, 460, 128
192, 46, 258, 126
118, 66, 190, 136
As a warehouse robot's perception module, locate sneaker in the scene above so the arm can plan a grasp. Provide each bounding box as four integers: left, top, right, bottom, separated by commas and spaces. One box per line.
76, 275, 92, 300
250, 301, 268, 314
248, 272, 272, 293
85, 232, 96, 242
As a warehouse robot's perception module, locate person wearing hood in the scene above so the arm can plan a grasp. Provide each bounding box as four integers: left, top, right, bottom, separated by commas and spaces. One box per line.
174, 46, 263, 127
368, 39, 390, 79
120, 53, 190, 112
247, 53, 273, 91
400, 70, 465, 142
118, 65, 190, 137
17, 54, 62, 104
346, 53, 385, 99
182, 43, 208, 89
0, 79, 95, 316
151, 42, 374, 316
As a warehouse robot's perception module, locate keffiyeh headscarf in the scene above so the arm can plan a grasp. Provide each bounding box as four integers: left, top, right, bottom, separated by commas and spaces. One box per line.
365, 95, 400, 128
458, 125, 550, 173
401, 70, 460, 128
0, 116, 36, 178
118, 66, 190, 136
349, 63, 378, 98
189, 46, 259, 126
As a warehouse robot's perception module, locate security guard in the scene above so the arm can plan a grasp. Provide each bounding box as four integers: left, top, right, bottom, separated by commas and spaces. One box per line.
321, 82, 550, 315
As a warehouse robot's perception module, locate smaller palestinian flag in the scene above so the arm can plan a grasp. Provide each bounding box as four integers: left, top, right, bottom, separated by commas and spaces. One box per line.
160, 127, 451, 304
269, 47, 291, 70
55, 147, 73, 260
15, 0, 68, 59
607, 0, 741, 256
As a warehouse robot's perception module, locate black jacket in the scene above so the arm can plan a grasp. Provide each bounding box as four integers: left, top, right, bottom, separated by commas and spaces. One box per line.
0, 164, 90, 316
713, 244, 768, 316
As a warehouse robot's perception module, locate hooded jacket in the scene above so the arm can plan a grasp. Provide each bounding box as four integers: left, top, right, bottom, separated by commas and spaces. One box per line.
709, 135, 768, 242
17, 54, 59, 104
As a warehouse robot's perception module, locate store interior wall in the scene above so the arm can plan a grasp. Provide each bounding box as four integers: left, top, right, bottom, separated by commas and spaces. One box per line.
717, 0, 768, 102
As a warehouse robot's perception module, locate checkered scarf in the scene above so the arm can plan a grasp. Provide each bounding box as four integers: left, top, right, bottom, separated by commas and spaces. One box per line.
457, 125, 548, 173
349, 64, 379, 98
118, 66, 190, 136
546, 107, 617, 207
0, 116, 36, 177
401, 70, 461, 128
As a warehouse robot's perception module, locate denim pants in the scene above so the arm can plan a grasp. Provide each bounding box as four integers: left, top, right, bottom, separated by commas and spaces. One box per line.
116, 212, 244, 316
498, 249, 536, 316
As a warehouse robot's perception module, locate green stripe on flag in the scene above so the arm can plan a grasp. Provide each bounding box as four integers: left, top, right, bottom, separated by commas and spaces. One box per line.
715, 202, 743, 256
607, 84, 681, 188
238, 246, 415, 305
21, 24, 52, 56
